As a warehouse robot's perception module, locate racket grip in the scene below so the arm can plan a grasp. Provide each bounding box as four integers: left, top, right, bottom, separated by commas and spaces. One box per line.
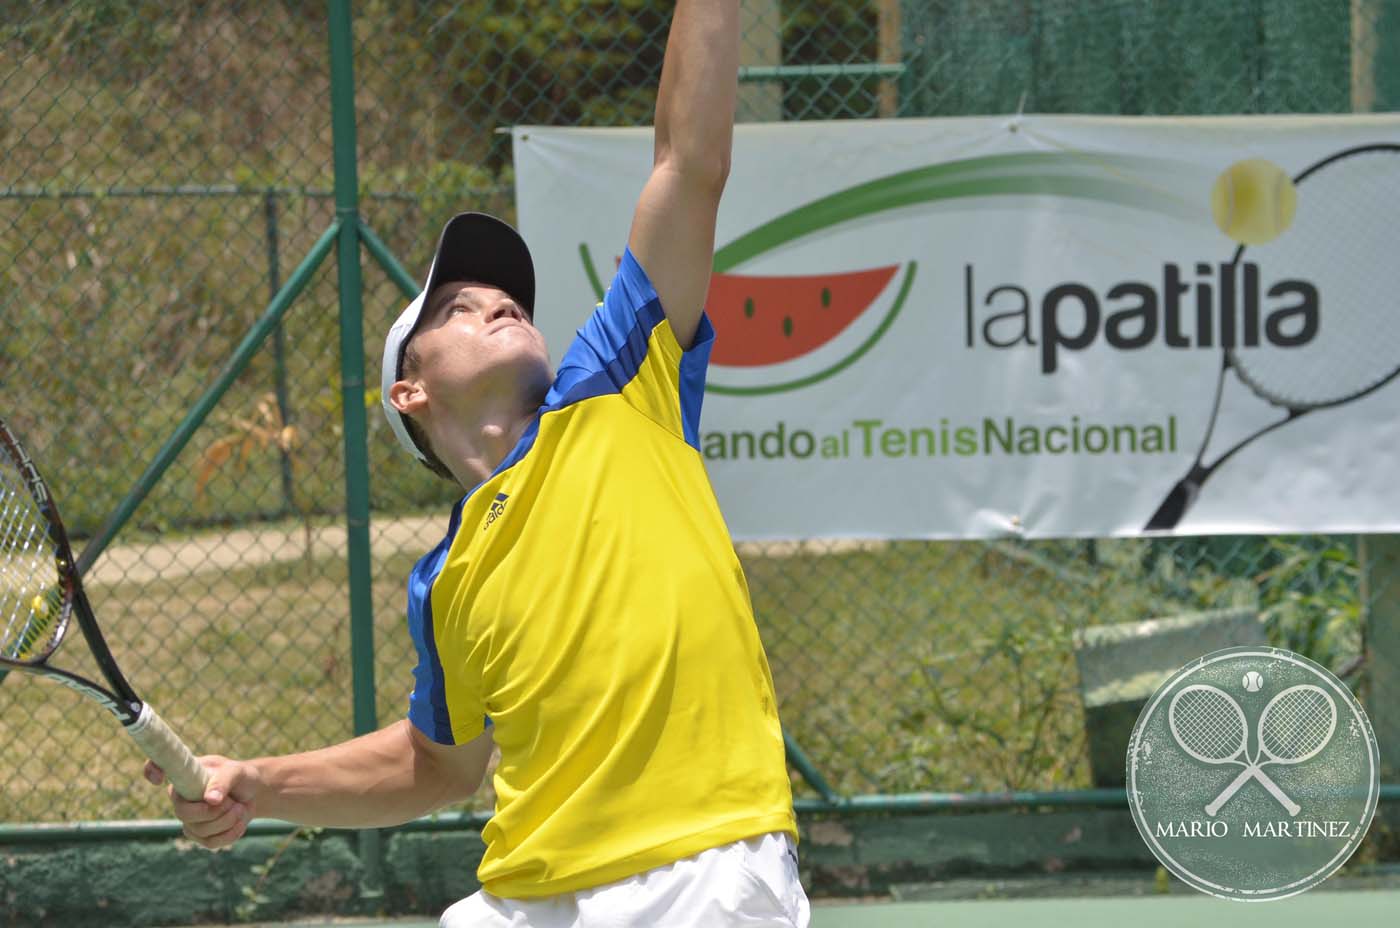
126, 704, 210, 801
1144, 478, 1199, 531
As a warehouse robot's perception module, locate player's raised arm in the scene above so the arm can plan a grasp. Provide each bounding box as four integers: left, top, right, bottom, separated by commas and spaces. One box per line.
627, 0, 739, 350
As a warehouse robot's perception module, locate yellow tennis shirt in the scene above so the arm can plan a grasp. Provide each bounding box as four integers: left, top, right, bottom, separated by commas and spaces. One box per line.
403, 249, 796, 899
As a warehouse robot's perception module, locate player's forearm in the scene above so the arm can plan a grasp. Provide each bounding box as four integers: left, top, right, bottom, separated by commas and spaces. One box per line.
654, 0, 739, 184
249, 720, 469, 827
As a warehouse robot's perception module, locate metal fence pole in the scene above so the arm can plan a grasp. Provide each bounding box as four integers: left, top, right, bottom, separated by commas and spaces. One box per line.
327, 0, 382, 897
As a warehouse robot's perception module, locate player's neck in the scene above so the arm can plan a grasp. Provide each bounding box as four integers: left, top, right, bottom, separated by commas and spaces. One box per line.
434, 398, 540, 489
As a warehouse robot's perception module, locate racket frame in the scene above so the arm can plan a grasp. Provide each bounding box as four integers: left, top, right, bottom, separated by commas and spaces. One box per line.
1203, 684, 1337, 817
1167, 684, 1250, 764
0, 418, 208, 799
1167, 684, 1296, 815
1145, 143, 1400, 531
0, 423, 142, 720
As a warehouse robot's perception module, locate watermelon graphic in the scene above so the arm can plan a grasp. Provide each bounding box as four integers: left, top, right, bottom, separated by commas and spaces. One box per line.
580, 244, 915, 395
705, 265, 900, 367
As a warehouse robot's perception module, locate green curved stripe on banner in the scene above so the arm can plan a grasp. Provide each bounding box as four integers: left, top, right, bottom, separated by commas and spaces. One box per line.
712, 151, 1199, 273
580, 242, 607, 302
584, 152, 1193, 289
707, 260, 918, 396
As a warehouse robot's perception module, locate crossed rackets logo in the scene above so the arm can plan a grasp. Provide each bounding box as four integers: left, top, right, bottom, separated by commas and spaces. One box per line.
1128, 647, 1379, 902
1168, 682, 1338, 817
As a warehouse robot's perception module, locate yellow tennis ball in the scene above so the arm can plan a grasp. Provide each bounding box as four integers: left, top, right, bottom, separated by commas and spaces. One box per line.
31, 594, 47, 615
1210, 158, 1297, 245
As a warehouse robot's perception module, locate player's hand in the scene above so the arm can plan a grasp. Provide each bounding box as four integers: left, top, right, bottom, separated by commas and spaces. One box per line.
144, 755, 260, 850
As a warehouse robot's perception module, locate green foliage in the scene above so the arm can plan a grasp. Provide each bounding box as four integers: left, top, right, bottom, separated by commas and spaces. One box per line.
5, 0, 182, 76
234, 826, 326, 922
899, 608, 1083, 792
901, 0, 1360, 118
1126, 534, 1363, 675
781, 0, 881, 119
356, 0, 671, 170
863, 536, 1361, 795
1255, 536, 1362, 675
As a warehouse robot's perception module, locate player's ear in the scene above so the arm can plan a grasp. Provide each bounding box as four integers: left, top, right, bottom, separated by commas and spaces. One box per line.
389, 379, 427, 415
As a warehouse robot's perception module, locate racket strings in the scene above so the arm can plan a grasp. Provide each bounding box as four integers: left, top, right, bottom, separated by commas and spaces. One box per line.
1233, 148, 1400, 408
0, 456, 64, 662
1172, 689, 1246, 759
1260, 688, 1335, 760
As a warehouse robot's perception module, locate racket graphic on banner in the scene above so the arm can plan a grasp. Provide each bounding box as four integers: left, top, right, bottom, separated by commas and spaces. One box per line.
0, 418, 208, 800
1204, 683, 1337, 817
1168, 684, 1299, 816
1145, 143, 1400, 531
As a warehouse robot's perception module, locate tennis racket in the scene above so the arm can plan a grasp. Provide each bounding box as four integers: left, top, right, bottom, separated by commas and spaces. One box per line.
1168, 683, 1298, 816
1145, 143, 1400, 531
0, 417, 208, 800
1204, 683, 1337, 817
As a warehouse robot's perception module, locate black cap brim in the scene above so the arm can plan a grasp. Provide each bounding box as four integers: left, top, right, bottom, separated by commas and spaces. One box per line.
422, 212, 536, 322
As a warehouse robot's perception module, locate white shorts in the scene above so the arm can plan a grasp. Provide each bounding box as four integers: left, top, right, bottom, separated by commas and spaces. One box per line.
439, 831, 809, 927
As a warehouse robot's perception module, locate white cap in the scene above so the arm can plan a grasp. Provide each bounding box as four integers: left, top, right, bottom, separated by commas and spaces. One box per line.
380, 213, 535, 462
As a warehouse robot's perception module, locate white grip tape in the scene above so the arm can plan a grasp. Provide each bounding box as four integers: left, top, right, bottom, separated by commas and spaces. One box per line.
126, 704, 210, 801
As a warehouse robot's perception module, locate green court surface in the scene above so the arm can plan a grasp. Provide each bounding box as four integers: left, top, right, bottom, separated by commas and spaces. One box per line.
201, 888, 1400, 928
805, 890, 1400, 926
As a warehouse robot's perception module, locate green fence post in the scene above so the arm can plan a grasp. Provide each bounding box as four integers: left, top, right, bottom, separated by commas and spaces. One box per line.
1364, 536, 1400, 784
783, 729, 843, 806
327, 0, 383, 898
360, 221, 421, 299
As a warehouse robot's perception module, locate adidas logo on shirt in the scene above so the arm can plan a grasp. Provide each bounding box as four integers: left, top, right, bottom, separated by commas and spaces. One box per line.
483, 493, 509, 532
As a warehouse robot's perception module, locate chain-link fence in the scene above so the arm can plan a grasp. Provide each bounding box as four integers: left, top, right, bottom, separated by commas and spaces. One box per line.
0, 0, 1397, 831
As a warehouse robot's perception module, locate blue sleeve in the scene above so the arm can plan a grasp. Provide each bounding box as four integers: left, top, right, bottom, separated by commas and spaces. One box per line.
405, 543, 455, 744
545, 248, 714, 446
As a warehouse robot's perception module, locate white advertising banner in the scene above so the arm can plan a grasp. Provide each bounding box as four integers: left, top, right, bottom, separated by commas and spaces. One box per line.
513, 115, 1400, 540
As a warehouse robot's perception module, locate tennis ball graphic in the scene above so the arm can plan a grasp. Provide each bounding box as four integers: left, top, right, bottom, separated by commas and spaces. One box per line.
1210, 158, 1297, 245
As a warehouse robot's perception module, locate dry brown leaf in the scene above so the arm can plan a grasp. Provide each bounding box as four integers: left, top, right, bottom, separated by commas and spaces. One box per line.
195, 436, 240, 499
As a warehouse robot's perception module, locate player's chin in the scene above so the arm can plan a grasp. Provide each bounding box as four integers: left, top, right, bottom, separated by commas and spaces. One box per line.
504, 324, 550, 359
502, 341, 552, 381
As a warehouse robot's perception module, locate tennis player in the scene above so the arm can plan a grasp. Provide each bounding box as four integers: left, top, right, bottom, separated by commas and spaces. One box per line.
144, 2, 807, 924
